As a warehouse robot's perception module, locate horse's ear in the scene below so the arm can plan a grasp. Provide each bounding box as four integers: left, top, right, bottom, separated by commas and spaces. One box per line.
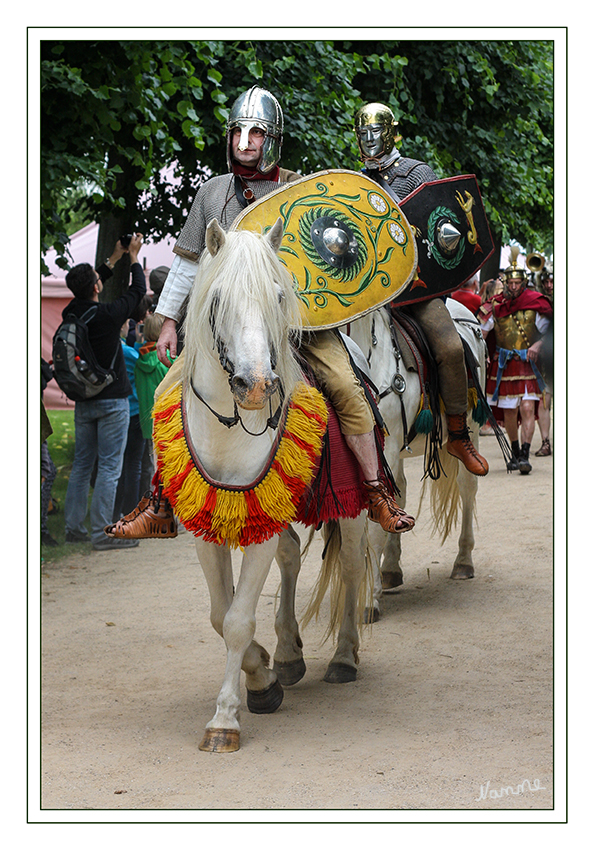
206, 219, 226, 256
266, 217, 284, 253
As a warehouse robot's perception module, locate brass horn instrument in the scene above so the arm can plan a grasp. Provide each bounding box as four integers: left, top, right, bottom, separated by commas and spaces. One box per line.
526, 252, 546, 273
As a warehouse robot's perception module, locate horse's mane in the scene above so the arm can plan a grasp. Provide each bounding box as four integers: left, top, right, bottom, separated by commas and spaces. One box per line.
182, 228, 304, 396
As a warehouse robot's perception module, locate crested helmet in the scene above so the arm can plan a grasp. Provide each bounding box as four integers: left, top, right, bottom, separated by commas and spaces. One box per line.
502, 245, 528, 297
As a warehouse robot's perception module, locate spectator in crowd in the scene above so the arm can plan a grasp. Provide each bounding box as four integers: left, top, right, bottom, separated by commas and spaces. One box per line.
63, 233, 146, 550
478, 277, 504, 307
112, 317, 150, 521
41, 359, 58, 547
451, 275, 481, 314
125, 294, 152, 347
134, 311, 169, 444
104, 311, 171, 538
149, 266, 169, 310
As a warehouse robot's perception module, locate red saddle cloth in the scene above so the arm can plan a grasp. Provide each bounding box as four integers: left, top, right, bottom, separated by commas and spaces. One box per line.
297, 389, 385, 528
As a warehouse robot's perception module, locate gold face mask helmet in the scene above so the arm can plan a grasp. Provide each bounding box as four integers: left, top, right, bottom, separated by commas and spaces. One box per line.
354, 102, 402, 165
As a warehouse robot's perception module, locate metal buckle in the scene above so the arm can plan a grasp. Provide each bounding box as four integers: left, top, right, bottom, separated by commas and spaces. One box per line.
391, 373, 406, 394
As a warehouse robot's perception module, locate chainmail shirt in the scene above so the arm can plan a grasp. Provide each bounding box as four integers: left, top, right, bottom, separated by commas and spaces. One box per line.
157, 169, 299, 321
174, 171, 299, 260
366, 156, 438, 201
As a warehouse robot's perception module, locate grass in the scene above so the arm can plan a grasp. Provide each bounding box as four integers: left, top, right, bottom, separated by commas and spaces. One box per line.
42, 408, 92, 563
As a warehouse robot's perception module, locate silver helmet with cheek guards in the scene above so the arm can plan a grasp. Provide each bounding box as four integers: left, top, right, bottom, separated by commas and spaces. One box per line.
226, 86, 284, 174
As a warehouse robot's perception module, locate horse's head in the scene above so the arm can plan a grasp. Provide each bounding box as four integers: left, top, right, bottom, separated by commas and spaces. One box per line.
183, 218, 303, 411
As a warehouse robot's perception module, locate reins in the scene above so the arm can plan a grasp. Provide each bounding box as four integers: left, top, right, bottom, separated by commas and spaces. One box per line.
364, 310, 413, 452
197, 294, 285, 435
189, 377, 286, 437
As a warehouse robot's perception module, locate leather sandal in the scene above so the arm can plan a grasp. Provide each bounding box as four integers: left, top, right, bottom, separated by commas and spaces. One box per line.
363, 479, 415, 534
534, 438, 551, 457
105, 490, 178, 539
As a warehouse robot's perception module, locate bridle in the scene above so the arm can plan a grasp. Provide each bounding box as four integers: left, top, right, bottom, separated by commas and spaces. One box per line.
188, 296, 285, 437
189, 377, 285, 437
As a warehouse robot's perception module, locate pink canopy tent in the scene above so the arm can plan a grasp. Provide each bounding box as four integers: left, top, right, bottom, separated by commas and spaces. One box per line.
41, 223, 176, 409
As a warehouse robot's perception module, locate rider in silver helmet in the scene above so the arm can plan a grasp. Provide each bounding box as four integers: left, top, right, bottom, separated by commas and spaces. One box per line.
106, 87, 416, 540
353, 101, 489, 477
226, 85, 284, 175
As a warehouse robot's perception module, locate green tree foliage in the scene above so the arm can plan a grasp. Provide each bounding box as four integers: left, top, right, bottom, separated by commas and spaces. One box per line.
41, 40, 221, 292
41, 39, 553, 294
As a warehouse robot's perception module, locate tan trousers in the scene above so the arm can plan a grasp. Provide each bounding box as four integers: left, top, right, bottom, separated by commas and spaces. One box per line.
407, 298, 468, 415
153, 330, 375, 436
299, 329, 375, 435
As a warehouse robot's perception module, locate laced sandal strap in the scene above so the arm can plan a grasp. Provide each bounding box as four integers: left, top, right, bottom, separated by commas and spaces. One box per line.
364, 480, 415, 533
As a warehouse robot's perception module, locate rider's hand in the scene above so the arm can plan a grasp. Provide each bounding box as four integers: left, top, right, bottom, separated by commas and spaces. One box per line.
157, 318, 179, 367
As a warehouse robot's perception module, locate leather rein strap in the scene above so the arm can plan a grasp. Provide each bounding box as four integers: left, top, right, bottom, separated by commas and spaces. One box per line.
189, 377, 285, 436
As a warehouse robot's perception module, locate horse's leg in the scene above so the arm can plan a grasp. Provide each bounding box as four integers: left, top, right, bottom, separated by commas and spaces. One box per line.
450, 458, 478, 580
324, 515, 367, 684
273, 526, 307, 686
364, 448, 408, 623
364, 519, 388, 623
196, 536, 280, 752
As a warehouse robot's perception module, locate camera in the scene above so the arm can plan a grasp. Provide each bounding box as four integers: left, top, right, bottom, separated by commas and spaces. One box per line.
120, 234, 134, 249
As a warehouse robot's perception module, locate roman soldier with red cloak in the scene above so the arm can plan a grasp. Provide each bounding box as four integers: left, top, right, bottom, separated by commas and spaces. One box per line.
479, 247, 553, 473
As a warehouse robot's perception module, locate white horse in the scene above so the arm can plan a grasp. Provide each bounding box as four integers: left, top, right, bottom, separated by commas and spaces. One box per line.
153, 219, 367, 753
345, 298, 488, 620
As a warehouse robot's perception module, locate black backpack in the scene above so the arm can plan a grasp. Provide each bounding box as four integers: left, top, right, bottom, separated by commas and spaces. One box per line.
51, 306, 118, 402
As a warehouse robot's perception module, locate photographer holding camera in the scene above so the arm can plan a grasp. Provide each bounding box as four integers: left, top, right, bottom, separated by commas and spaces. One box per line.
96, 234, 136, 284
63, 232, 148, 551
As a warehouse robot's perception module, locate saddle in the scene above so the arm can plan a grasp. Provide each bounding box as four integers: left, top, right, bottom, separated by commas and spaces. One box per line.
296, 346, 398, 529
381, 304, 493, 479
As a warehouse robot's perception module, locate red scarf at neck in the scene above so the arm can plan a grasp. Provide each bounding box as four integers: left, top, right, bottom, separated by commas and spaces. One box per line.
232, 162, 280, 182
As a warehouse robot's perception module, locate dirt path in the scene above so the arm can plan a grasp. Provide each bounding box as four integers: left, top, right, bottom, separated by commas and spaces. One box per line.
38, 434, 556, 816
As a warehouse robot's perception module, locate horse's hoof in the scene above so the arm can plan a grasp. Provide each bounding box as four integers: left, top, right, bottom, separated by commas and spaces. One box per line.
246, 678, 284, 714
199, 728, 240, 753
364, 605, 380, 624
450, 564, 475, 580
273, 657, 306, 686
381, 570, 404, 591
323, 662, 357, 684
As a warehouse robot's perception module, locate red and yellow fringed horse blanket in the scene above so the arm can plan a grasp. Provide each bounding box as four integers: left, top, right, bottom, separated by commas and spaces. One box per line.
153, 380, 329, 548
153, 380, 378, 548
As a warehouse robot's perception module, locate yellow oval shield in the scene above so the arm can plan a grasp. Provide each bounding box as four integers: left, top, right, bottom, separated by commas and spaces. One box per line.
232, 169, 417, 329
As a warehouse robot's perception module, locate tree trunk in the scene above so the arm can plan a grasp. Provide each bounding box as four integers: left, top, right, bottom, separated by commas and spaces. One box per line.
95, 213, 132, 302
95, 150, 141, 302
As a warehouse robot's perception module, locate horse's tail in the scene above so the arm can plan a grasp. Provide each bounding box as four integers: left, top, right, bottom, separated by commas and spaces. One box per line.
301, 521, 373, 642
418, 446, 464, 544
